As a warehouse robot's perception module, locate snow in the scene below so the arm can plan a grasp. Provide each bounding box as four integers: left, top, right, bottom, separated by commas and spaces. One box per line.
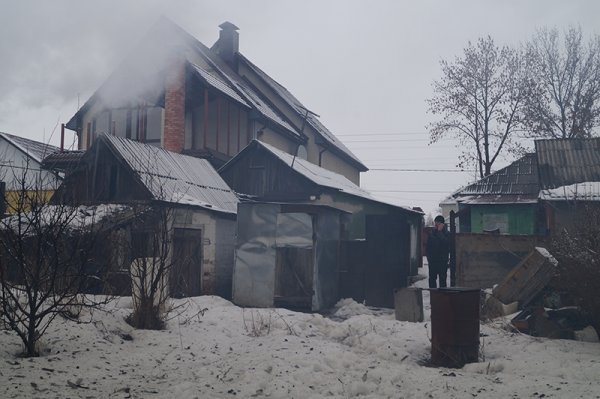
2, 203, 130, 233
1, 267, 600, 398
539, 181, 600, 201
535, 247, 559, 266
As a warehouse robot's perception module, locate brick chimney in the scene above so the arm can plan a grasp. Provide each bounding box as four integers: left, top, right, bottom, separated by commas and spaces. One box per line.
163, 58, 185, 153
213, 21, 239, 68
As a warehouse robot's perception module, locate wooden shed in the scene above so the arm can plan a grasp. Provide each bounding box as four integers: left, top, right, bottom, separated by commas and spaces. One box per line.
52, 134, 239, 298
220, 140, 423, 308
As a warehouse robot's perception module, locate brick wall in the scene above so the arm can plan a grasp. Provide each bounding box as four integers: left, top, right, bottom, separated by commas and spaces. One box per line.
164, 60, 185, 153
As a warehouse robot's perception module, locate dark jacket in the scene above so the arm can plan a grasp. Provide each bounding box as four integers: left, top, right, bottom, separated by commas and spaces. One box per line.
426, 227, 449, 263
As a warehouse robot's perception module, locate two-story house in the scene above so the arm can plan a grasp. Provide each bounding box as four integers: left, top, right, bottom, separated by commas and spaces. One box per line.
65, 18, 367, 184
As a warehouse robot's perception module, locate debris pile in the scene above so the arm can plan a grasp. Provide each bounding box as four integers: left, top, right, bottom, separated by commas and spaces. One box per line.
481, 247, 598, 342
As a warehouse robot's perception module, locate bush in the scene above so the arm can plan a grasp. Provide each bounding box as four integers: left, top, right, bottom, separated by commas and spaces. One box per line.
551, 204, 600, 333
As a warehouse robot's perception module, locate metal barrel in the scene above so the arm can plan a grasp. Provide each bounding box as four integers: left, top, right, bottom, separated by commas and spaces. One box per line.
430, 287, 480, 367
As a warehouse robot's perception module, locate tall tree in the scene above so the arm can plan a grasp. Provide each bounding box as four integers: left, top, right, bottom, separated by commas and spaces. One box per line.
427, 36, 531, 178
524, 26, 600, 138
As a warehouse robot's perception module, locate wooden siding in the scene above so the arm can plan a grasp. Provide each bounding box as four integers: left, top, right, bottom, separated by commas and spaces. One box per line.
220, 147, 320, 200
455, 233, 547, 289
52, 144, 150, 205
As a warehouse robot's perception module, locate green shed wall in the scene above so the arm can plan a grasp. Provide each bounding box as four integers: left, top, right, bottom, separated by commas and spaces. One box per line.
470, 204, 536, 235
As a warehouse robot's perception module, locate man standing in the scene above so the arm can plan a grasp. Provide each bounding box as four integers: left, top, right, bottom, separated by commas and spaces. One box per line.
426, 215, 450, 288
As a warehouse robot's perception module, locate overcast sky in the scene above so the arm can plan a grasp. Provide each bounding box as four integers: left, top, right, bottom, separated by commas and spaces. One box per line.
2, 0, 600, 215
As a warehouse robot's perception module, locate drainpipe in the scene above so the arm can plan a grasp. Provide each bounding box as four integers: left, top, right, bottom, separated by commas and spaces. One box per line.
318, 145, 328, 167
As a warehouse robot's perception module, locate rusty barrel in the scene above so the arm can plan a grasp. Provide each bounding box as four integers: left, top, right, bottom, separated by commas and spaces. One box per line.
430, 287, 480, 367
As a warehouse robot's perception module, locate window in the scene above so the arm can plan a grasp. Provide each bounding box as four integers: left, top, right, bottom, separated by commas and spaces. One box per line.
482, 213, 508, 233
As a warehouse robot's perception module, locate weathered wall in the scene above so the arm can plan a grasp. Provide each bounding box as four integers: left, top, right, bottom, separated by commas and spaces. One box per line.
547, 201, 600, 233
215, 217, 236, 299
238, 61, 362, 185
320, 192, 423, 275
456, 233, 547, 289
469, 204, 536, 235
173, 209, 235, 295
0, 138, 59, 192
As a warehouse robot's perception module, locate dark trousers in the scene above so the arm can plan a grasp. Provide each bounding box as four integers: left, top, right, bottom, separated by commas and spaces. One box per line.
428, 259, 448, 288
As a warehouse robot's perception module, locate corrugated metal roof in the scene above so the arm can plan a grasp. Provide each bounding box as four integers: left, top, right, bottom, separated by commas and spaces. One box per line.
257, 140, 372, 198
230, 79, 299, 135
164, 22, 301, 139
535, 138, 600, 190
253, 140, 418, 213
67, 19, 364, 172
459, 194, 539, 204
190, 63, 250, 108
42, 150, 85, 164
0, 132, 60, 163
539, 182, 600, 201
102, 135, 238, 214
459, 154, 540, 196
237, 54, 367, 171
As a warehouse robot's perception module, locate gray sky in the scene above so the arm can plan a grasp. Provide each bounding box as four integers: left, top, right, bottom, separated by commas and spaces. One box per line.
2, 0, 600, 215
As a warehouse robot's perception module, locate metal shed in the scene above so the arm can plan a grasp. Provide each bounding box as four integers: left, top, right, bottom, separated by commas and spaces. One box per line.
232, 202, 349, 311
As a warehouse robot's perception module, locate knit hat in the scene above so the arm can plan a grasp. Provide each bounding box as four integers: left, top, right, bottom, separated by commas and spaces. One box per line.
434, 215, 445, 224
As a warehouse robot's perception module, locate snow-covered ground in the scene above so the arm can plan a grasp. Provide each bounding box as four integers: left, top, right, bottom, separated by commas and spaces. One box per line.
1, 269, 600, 398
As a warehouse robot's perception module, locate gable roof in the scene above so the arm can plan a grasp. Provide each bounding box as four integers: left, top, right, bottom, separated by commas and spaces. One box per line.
100, 134, 238, 214
66, 18, 366, 171
0, 132, 60, 164
236, 54, 367, 171
535, 138, 600, 190
450, 154, 540, 204
66, 19, 298, 141
447, 138, 600, 205
220, 140, 419, 214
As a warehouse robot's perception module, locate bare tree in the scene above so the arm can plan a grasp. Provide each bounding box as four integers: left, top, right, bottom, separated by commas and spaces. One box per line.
124, 148, 195, 330
427, 36, 532, 178
0, 162, 113, 357
126, 205, 175, 330
525, 26, 600, 138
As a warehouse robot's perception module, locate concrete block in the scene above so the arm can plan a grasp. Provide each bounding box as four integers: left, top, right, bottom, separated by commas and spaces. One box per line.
393, 287, 424, 322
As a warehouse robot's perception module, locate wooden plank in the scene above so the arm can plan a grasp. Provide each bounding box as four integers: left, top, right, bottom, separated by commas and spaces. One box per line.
492, 247, 557, 306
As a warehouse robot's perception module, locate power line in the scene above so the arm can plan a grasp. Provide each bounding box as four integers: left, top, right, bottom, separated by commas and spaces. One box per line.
368, 168, 471, 172
337, 132, 430, 136
369, 189, 452, 193
342, 138, 429, 143
348, 145, 457, 150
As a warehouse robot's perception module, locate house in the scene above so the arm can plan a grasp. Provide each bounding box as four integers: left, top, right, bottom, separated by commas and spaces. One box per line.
0, 132, 62, 215
536, 138, 600, 231
449, 138, 600, 235
52, 133, 239, 298
444, 138, 600, 288
220, 139, 423, 308
445, 153, 544, 235
232, 202, 349, 311
64, 18, 367, 185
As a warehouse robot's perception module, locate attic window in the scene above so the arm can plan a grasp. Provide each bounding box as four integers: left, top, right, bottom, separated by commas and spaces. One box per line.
296, 145, 308, 160
482, 213, 508, 234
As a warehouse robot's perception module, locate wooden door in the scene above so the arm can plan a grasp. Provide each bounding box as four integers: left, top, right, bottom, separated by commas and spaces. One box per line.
170, 228, 203, 298
274, 247, 314, 310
